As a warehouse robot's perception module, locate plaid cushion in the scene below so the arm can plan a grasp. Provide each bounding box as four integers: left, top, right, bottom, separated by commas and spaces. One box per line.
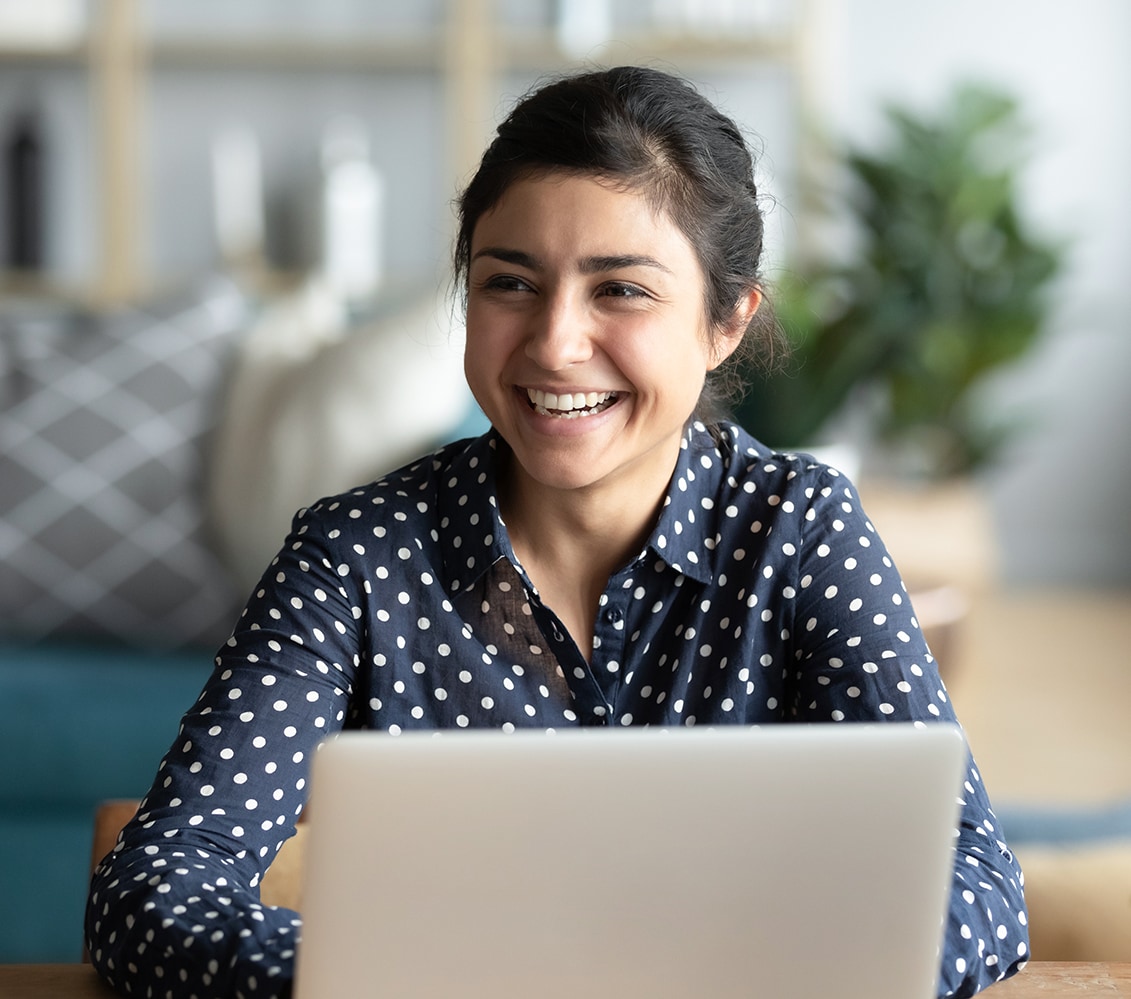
0, 279, 251, 649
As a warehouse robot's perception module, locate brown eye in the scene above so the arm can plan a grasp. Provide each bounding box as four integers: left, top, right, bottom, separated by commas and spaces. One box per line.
601, 282, 647, 298
481, 275, 533, 293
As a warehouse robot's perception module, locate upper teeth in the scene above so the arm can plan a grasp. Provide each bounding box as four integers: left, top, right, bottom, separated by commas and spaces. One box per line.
527, 389, 614, 412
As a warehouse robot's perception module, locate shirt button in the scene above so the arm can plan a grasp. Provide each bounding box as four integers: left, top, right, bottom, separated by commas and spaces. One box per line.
603, 607, 623, 625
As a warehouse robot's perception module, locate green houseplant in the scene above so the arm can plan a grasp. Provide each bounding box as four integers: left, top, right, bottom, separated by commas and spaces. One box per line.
735, 83, 1063, 480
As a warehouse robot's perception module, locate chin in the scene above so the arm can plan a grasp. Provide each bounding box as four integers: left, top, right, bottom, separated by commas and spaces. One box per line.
510, 446, 608, 493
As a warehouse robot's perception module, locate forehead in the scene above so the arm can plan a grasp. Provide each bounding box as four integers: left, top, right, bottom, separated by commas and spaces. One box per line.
470, 171, 697, 266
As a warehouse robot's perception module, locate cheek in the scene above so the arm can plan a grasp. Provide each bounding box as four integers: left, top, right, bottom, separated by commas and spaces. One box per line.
629, 319, 714, 378
465, 300, 521, 352
462, 349, 498, 423
613, 340, 705, 407
462, 338, 493, 396
462, 313, 515, 401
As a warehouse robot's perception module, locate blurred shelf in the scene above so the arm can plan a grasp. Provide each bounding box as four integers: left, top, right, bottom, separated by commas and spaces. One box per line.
0, 40, 89, 65
147, 36, 444, 72
1, 0, 814, 308
498, 28, 799, 73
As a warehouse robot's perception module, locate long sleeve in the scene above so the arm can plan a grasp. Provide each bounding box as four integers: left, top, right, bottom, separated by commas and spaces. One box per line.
784, 468, 1028, 997
85, 509, 363, 998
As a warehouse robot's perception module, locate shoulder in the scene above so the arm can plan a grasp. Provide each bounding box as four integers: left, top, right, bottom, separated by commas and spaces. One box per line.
292, 433, 496, 535
701, 421, 856, 500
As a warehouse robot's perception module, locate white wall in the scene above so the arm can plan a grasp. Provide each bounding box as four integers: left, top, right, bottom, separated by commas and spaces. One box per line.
809, 0, 1131, 587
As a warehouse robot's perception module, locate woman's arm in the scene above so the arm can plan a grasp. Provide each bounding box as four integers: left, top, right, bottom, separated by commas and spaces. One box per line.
85, 505, 364, 999
786, 469, 1028, 998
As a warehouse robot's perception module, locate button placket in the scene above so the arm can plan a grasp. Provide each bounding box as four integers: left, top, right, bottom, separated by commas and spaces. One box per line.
591, 593, 629, 713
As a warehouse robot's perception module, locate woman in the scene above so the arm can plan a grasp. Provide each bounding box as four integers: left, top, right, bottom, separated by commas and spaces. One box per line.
87, 66, 1027, 998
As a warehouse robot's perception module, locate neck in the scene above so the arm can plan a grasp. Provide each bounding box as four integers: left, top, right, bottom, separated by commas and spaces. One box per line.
500, 448, 670, 578
498, 447, 674, 658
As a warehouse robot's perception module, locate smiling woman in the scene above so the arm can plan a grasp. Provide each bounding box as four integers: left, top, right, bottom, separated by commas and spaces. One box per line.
465, 173, 745, 503
454, 67, 781, 427
86, 66, 1028, 999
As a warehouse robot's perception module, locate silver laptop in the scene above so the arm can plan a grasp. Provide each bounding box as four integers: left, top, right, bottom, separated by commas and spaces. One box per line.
294, 723, 966, 999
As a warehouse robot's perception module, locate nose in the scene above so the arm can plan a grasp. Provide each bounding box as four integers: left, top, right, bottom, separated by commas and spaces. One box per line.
523, 291, 594, 370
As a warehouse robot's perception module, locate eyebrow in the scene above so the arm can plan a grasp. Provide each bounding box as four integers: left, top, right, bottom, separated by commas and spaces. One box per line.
471, 247, 673, 276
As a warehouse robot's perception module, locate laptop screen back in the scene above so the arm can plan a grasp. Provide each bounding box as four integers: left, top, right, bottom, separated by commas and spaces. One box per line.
295, 723, 966, 999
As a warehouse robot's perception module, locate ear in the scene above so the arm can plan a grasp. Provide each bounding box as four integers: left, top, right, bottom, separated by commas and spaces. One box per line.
708, 287, 763, 370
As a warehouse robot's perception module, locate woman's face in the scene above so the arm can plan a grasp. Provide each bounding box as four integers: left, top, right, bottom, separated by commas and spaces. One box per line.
464, 172, 742, 506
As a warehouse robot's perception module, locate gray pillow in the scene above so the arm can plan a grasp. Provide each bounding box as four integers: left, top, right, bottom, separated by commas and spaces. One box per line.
0, 278, 251, 649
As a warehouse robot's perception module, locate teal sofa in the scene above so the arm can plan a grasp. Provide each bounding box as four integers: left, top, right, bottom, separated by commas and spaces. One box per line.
0, 641, 212, 961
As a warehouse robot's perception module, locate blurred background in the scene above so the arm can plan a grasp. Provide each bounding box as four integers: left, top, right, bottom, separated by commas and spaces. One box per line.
1, 0, 1129, 966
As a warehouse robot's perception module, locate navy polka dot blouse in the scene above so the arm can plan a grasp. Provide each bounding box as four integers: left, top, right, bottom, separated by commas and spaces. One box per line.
86, 422, 1027, 998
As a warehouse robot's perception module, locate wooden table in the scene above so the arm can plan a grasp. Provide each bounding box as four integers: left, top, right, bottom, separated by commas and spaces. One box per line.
993, 964, 1131, 996
1, 963, 1128, 997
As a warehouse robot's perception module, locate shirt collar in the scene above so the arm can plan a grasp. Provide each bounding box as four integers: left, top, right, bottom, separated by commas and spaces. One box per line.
643, 421, 728, 586
437, 423, 730, 594
437, 431, 515, 595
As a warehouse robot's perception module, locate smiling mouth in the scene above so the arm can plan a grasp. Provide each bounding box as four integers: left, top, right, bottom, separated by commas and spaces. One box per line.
526, 388, 619, 418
